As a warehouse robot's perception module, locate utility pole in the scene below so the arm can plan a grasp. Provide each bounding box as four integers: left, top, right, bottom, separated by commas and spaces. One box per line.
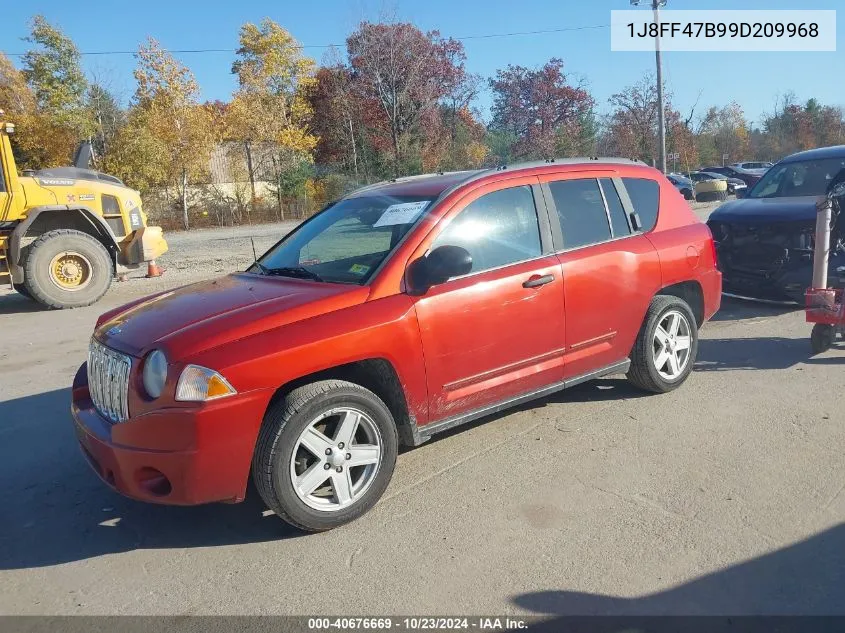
631, 0, 668, 173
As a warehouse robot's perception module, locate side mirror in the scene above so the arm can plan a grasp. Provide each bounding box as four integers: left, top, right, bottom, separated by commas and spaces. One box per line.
407, 245, 472, 293
735, 187, 747, 199
829, 181, 845, 198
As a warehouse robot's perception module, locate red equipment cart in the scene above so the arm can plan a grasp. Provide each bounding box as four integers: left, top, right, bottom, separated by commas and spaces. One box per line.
805, 187, 844, 353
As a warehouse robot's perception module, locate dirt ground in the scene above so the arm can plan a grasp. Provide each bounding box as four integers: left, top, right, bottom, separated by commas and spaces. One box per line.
2, 200, 845, 617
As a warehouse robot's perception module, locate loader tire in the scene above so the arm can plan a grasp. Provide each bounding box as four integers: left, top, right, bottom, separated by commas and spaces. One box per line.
23, 229, 113, 309
13, 283, 32, 299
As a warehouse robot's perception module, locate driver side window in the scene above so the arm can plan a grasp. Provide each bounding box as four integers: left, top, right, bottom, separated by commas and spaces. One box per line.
431, 185, 542, 275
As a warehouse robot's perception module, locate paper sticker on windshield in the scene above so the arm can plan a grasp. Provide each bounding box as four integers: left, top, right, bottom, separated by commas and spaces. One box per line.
373, 201, 430, 227
349, 264, 370, 276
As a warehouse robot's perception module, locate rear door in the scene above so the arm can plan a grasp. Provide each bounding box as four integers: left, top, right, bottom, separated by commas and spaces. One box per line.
539, 173, 661, 380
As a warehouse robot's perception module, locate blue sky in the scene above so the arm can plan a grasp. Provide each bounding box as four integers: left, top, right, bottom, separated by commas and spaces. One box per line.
3, 0, 842, 127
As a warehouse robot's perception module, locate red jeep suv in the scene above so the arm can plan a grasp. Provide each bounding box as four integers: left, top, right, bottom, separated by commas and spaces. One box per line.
72, 159, 721, 532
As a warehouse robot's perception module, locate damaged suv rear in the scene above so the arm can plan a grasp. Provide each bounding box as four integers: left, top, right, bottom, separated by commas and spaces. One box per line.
707, 146, 845, 303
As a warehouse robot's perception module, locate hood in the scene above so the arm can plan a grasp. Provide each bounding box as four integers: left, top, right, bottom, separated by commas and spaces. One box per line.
96, 273, 370, 359
708, 196, 818, 223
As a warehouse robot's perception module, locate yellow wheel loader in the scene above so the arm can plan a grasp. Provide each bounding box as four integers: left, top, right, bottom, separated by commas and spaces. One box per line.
0, 112, 168, 309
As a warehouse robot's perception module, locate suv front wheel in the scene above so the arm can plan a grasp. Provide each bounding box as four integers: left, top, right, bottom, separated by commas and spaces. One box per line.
627, 295, 699, 393
253, 380, 398, 532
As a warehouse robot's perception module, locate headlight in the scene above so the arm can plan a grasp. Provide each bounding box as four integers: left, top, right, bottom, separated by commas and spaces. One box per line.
142, 349, 168, 399
175, 365, 237, 402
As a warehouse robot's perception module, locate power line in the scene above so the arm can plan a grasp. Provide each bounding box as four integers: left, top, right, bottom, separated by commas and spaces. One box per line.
5, 24, 610, 57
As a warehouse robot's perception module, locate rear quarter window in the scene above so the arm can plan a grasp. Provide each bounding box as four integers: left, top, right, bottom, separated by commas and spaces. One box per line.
622, 177, 660, 232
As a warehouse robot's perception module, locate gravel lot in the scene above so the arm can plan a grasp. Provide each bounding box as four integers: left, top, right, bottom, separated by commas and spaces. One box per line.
2, 199, 844, 617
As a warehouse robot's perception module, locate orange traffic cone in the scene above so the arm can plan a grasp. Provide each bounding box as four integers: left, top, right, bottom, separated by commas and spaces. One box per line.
145, 260, 164, 278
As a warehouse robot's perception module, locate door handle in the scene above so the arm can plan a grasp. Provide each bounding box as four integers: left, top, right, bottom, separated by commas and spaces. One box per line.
523, 274, 555, 288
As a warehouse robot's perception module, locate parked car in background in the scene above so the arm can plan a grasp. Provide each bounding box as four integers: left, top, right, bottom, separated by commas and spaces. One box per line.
685, 172, 728, 202
72, 158, 721, 532
707, 145, 845, 303
667, 173, 694, 200
731, 161, 773, 171
701, 165, 763, 188
688, 171, 747, 196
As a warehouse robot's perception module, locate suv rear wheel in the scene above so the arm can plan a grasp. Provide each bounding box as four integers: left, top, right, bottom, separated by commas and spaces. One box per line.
253, 380, 398, 532
627, 295, 699, 393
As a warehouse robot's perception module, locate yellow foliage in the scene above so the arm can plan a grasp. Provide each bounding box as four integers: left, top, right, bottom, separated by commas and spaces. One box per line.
465, 141, 489, 168
113, 38, 214, 193
227, 19, 317, 156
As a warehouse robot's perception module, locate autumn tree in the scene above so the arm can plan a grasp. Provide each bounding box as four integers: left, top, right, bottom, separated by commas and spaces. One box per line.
311, 56, 364, 182
111, 38, 213, 229
0, 53, 35, 117
489, 58, 593, 161
696, 102, 749, 165
346, 22, 466, 175
606, 74, 661, 164
228, 18, 317, 217
758, 95, 844, 159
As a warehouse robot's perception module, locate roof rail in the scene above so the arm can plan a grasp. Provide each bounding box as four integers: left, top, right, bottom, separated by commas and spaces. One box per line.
343, 157, 648, 199
347, 170, 477, 197
496, 157, 646, 171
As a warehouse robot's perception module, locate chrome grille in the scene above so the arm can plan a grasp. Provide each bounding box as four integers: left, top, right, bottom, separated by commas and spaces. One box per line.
88, 338, 132, 423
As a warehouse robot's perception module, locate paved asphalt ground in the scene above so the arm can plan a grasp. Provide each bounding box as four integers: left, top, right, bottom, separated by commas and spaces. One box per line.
1, 203, 844, 616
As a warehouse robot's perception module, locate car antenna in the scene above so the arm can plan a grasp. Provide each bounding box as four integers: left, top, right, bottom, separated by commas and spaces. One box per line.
250, 237, 267, 274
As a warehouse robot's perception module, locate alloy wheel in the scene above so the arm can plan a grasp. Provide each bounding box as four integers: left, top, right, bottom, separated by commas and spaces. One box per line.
652, 310, 692, 380
290, 407, 382, 512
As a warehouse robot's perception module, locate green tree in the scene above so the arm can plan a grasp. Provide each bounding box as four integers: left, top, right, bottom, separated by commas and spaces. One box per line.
21, 15, 91, 136
86, 82, 124, 167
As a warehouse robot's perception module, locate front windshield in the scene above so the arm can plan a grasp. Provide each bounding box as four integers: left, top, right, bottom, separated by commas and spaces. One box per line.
748, 157, 845, 199
251, 194, 433, 284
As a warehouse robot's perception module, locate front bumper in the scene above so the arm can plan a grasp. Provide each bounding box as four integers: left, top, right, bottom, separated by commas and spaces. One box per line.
719, 261, 844, 304
71, 363, 270, 505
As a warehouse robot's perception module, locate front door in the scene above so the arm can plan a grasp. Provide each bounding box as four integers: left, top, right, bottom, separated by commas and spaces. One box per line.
412, 179, 566, 422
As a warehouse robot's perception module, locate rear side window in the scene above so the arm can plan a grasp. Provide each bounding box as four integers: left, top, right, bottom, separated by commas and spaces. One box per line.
622, 177, 659, 232
599, 178, 631, 238
547, 178, 611, 249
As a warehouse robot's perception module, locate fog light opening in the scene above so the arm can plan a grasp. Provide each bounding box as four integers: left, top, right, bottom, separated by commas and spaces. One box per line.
136, 467, 172, 497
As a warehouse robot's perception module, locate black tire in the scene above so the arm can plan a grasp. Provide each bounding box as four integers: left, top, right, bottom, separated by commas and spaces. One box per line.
811, 324, 835, 354
681, 188, 693, 200
23, 229, 113, 309
13, 283, 32, 299
252, 380, 399, 532
627, 295, 699, 394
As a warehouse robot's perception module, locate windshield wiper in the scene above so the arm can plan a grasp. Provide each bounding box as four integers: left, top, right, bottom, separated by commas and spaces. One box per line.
251, 261, 269, 275
264, 266, 324, 282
